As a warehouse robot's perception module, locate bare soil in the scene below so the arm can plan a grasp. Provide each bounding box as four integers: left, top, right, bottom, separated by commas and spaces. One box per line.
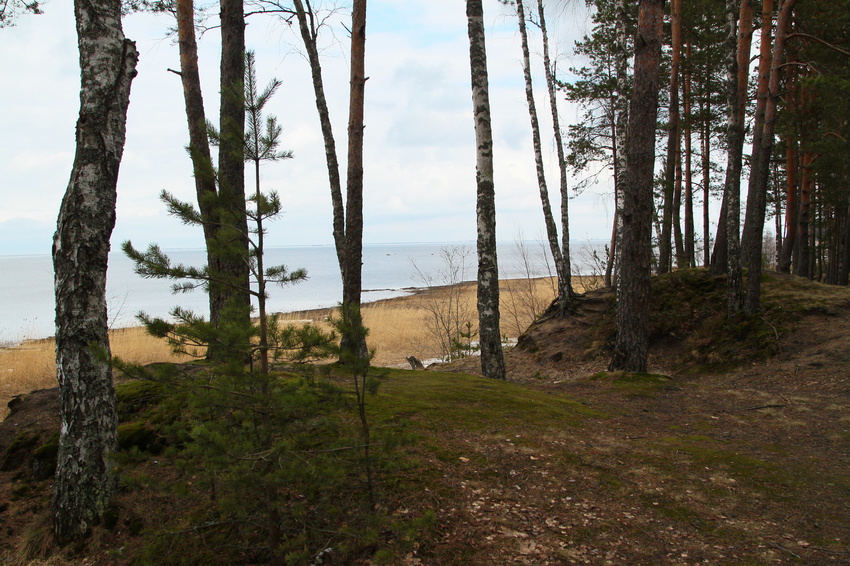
1, 270, 849, 565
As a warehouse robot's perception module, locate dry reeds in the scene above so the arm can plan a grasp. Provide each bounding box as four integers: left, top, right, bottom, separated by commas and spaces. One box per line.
1, 276, 601, 420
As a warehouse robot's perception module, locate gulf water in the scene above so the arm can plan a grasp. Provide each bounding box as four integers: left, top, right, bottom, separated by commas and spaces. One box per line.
0, 241, 605, 345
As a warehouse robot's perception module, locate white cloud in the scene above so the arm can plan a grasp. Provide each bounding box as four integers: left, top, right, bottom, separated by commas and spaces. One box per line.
0, 0, 609, 256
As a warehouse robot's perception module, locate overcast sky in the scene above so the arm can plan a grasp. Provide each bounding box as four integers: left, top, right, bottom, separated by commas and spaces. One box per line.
0, 0, 611, 256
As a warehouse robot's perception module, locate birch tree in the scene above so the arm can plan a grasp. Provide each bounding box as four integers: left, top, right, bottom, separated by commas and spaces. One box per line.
467, 0, 506, 380
537, 0, 574, 304
512, 0, 573, 312
52, 0, 138, 542
720, 0, 753, 314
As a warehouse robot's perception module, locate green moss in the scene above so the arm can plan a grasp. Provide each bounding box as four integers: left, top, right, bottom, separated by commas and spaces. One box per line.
116, 380, 167, 420
117, 422, 161, 453
365, 369, 604, 432
660, 436, 799, 498
32, 433, 58, 480
1, 430, 39, 471
589, 372, 673, 396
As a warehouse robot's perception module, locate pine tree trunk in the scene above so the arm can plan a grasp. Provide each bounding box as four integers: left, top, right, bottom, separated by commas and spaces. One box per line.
217, 0, 250, 323
777, 139, 798, 272
609, 0, 665, 373
796, 151, 813, 277
175, 0, 224, 331
683, 46, 695, 268
466, 0, 506, 380
343, 0, 368, 356
744, 0, 797, 314
673, 149, 685, 266
701, 100, 713, 268
659, 0, 682, 274
515, 0, 571, 312
53, 0, 137, 542
839, 203, 850, 285
741, 0, 774, 268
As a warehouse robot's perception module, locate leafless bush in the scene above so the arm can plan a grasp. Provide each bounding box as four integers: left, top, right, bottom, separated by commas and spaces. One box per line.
411, 246, 476, 361
571, 240, 607, 292
502, 237, 557, 337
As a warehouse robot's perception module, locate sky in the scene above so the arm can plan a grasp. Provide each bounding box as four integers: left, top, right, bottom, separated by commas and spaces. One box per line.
0, 0, 611, 257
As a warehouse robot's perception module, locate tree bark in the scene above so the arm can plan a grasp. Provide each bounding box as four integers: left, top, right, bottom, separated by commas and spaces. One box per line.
466, 0, 506, 380
839, 203, 850, 285
609, 0, 665, 373
740, 0, 773, 268
701, 98, 713, 268
722, 0, 753, 315
744, 0, 797, 314
343, 0, 368, 356
795, 149, 813, 277
175, 0, 224, 331
611, 0, 630, 286
515, 0, 571, 312
217, 0, 250, 322
777, 138, 798, 272
683, 44, 695, 267
53, 0, 137, 542
658, 0, 682, 274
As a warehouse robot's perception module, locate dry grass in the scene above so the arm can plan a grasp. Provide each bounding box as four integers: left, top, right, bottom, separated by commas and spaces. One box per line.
0, 276, 599, 420
0, 329, 190, 421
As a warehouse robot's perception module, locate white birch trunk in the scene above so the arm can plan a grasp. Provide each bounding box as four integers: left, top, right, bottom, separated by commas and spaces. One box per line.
467, 0, 506, 380
53, 0, 137, 542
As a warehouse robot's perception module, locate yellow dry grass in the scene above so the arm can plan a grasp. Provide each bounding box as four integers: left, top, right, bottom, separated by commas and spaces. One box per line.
0, 276, 599, 420
0, 329, 190, 421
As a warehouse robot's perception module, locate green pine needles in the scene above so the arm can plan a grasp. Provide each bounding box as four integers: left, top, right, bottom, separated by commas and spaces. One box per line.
113, 53, 396, 562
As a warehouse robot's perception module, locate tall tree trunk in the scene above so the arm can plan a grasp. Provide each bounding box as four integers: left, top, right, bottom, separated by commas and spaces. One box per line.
744, 0, 797, 314
53, 0, 137, 542
710, 188, 729, 274
537, 0, 574, 305
466, 0, 506, 380
609, 0, 665, 373
701, 98, 713, 268
777, 138, 798, 272
795, 150, 813, 277
673, 148, 685, 266
217, 0, 249, 322
291, 0, 345, 268
343, 0, 368, 355
722, 0, 753, 315
839, 203, 850, 285
175, 0, 224, 332
609, 0, 630, 287
683, 44, 695, 268
740, 0, 774, 267
515, 0, 571, 312
658, 0, 682, 274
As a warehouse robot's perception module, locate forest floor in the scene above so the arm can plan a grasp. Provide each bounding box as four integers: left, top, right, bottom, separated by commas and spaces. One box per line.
0, 269, 849, 565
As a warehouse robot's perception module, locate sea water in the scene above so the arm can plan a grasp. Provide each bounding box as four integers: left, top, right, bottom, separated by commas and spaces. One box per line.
0, 241, 606, 344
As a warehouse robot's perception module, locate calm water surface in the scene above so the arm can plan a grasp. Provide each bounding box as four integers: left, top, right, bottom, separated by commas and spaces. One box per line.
0, 241, 605, 344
